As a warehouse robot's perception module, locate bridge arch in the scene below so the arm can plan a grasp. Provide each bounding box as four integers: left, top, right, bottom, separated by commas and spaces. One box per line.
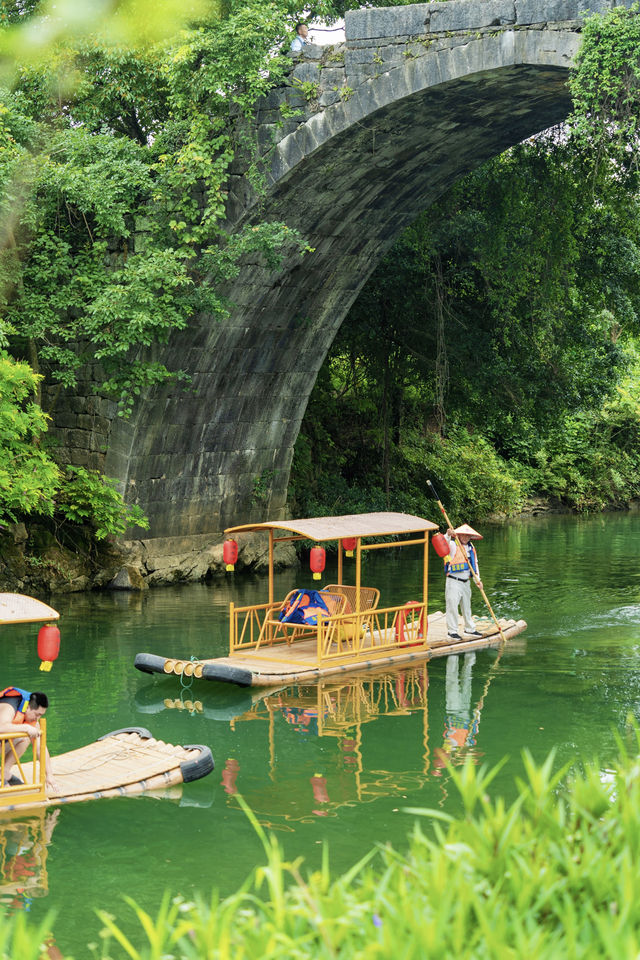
94, 2, 594, 561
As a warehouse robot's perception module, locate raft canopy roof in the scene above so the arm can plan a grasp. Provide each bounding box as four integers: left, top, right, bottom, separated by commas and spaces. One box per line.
0, 593, 60, 626
224, 511, 439, 542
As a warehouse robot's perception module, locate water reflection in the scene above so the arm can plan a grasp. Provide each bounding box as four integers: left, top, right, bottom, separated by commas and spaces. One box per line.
0, 808, 58, 911
441, 653, 480, 753
147, 656, 509, 825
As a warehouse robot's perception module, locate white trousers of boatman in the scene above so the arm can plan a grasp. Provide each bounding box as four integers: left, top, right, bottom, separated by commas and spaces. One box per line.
445, 577, 475, 635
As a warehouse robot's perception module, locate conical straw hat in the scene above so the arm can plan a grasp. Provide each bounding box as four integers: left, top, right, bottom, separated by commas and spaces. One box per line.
453, 523, 482, 540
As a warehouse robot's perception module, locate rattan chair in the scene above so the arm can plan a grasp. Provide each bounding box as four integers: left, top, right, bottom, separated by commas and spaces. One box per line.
322, 584, 380, 651
322, 585, 380, 614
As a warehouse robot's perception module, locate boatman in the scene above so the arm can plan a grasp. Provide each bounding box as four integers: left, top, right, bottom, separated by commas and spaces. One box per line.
443, 524, 484, 640
0, 687, 58, 793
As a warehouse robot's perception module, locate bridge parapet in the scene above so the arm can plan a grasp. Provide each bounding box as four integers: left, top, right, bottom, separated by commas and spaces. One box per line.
241, 0, 618, 210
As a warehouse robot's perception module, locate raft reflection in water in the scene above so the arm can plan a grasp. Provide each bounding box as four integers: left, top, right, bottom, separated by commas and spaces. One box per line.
218, 657, 495, 824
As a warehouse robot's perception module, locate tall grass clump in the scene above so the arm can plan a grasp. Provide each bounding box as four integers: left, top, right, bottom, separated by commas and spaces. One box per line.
5, 732, 640, 958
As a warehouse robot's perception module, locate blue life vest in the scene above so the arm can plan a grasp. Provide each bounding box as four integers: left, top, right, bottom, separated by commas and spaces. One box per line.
279, 589, 330, 626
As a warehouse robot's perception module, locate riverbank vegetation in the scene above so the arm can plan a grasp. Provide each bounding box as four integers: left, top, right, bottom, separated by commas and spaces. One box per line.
3, 731, 640, 958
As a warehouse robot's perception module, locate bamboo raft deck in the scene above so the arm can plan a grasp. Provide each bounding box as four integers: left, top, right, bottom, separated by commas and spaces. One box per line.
0, 727, 214, 813
135, 611, 527, 688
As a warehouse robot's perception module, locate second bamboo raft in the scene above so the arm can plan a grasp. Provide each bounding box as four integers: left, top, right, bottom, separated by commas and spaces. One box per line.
1, 727, 214, 813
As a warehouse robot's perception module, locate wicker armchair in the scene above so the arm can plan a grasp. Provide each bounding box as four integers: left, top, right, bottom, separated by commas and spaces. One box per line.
322, 585, 380, 615
322, 584, 380, 651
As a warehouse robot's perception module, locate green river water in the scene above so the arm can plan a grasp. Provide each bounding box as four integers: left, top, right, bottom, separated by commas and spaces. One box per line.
1, 512, 640, 955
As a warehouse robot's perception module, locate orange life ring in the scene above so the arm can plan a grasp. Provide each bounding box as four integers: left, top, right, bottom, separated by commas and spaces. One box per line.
395, 602, 427, 646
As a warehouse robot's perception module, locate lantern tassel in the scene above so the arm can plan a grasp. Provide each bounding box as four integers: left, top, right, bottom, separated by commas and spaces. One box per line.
39, 660, 53, 672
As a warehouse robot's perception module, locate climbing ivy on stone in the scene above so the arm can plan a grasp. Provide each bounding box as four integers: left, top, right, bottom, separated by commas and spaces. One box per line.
569, 4, 640, 179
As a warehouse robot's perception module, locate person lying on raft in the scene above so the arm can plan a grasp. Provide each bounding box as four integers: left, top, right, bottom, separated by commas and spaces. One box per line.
0, 688, 59, 793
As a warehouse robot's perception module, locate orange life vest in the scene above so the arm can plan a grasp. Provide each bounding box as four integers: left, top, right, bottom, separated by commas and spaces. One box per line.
444, 541, 477, 576
0, 687, 30, 724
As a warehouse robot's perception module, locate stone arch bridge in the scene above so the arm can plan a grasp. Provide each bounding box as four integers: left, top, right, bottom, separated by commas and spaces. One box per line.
54, 0, 622, 579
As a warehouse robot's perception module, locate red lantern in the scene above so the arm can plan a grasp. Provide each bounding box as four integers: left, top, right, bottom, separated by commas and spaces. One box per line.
37, 624, 60, 672
310, 545, 326, 581
342, 537, 356, 558
311, 773, 329, 804
432, 533, 450, 558
223, 539, 238, 571
222, 758, 240, 795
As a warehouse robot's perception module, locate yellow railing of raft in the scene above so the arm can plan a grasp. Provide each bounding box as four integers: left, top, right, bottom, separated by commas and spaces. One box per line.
0, 718, 47, 807
230, 601, 429, 666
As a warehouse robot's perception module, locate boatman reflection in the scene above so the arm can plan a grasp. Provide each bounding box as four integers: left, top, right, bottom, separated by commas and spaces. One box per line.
433, 653, 479, 774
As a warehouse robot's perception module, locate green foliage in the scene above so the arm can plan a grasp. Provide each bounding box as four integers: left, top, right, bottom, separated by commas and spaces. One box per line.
291, 418, 524, 525
56, 466, 149, 539
292, 113, 640, 518
0, 3, 313, 412
0, 349, 148, 536
291, 77, 321, 101
0, 348, 59, 521
0, 0, 215, 65
0, 0, 315, 539
0, 909, 59, 960
569, 4, 640, 178
532, 350, 640, 511
4, 729, 635, 957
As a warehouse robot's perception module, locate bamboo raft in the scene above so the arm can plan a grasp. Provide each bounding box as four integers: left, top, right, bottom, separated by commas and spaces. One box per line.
134, 513, 527, 690
135, 610, 527, 688
0, 727, 214, 813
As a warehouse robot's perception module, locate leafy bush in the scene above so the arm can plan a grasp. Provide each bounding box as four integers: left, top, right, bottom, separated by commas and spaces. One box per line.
291, 423, 525, 525
55, 466, 149, 540
0, 350, 149, 537
532, 360, 640, 511
0, 350, 60, 523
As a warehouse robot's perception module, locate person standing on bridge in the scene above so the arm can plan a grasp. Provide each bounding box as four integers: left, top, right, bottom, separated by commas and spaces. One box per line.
443, 525, 484, 640
290, 22, 309, 53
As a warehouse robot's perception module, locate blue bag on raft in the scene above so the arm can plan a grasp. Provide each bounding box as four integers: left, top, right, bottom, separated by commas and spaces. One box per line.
278, 589, 330, 626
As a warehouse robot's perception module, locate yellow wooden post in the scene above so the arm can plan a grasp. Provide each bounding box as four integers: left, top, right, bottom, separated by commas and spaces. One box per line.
355, 537, 362, 644
229, 602, 235, 654
423, 532, 429, 645
268, 529, 274, 644
38, 717, 47, 796
268, 529, 274, 607
337, 539, 343, 586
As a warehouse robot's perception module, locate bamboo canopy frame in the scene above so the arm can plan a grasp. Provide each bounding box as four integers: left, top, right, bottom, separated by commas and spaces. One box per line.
224, 511, 440, 615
